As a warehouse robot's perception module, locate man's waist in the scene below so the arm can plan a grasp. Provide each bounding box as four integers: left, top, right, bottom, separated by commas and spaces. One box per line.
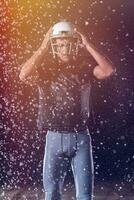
47, 126, 88, 133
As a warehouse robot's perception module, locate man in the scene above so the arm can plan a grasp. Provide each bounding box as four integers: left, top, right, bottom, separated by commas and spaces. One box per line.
19, 20, 115, 200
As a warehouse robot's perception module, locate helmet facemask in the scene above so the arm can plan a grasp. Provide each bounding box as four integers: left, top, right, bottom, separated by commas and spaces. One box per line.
50, 36, 79, 58
50, 21, 80, 59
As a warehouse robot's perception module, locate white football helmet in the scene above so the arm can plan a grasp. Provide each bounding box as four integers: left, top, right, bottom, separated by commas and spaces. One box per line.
50, 21, 80, 58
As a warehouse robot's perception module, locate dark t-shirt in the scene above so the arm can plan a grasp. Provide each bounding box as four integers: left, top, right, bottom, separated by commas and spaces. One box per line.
36, 54, 97, 131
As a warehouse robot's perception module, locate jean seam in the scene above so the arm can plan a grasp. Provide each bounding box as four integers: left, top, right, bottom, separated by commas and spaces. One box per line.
68, 133, 71, 156
76, 133, 78, 152
61, 133, 63, 153
72, 155, 76, 177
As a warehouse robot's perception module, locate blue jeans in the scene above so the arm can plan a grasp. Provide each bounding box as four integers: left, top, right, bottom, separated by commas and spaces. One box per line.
43, 129, 94, 200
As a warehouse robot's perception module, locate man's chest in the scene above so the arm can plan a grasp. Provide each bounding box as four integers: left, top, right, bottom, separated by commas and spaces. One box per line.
50, 73, 81, 93
47, 73, 91, 102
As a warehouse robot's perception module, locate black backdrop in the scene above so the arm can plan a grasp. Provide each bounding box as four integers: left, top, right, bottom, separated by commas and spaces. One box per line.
1, 0, 134, 190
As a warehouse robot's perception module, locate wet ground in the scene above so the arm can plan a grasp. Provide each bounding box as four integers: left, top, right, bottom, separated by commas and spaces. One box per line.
1, 182, 134, 200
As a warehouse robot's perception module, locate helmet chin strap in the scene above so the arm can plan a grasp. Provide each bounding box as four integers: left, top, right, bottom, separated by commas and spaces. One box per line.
50, 38, 56, 58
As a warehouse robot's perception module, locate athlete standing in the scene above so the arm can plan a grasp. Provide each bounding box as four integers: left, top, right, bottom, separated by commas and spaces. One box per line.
19, 21, 115, 200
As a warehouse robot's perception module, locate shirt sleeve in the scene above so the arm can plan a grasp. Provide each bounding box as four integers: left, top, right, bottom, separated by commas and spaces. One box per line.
36, 54, 53, 85
78, 54, 97, 83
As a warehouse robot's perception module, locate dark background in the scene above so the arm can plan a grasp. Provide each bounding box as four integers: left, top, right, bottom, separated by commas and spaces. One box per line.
1, 0, 134, 193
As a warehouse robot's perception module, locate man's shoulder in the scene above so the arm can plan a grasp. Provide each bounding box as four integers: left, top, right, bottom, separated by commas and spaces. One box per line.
77, 55, 96, 73
75, 55, 97, 82
78, 53, 97, 66
37, 53, 56, 74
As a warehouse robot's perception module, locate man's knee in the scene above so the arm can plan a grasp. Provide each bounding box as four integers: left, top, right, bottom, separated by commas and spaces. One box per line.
45, 189, 61, 200
76, 193, 93, 200
44, 181, 62, 200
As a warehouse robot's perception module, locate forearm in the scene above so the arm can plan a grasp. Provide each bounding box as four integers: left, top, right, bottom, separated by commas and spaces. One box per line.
19, 43, 48, 80
85, 41, 115, 75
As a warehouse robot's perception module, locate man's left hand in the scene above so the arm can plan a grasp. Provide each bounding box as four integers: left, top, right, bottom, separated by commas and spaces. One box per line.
74, 26, 88, 47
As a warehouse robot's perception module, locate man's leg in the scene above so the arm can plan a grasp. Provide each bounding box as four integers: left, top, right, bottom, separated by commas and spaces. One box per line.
43, 131, 69, 200
71, 129, 94, 200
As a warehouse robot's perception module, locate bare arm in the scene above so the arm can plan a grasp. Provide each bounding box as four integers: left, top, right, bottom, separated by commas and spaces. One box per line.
75, 28, 116, 80
83, 40, 115, 80
19, 27, 52, 85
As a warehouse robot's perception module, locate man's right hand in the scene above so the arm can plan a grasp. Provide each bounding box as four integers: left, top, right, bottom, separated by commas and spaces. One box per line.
41, 27, 53, 50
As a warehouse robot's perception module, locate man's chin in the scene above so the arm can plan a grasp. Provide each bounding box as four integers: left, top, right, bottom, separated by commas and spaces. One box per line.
59, 57, 70, 63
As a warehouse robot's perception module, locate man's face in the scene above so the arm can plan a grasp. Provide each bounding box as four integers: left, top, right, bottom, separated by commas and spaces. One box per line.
54, 38, 77, 63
